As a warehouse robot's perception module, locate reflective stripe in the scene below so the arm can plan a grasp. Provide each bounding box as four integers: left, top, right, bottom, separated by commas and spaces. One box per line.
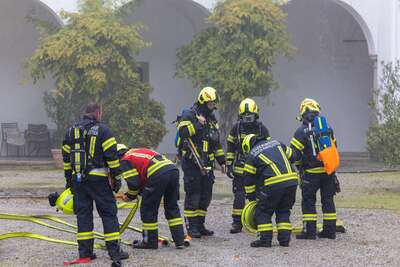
209, 153, 215, 161
77, 231, 94, 241
102, 137, 117, 151
244, 185, 256, 194
168, 218, 184, 227
177, 121, 195, 136
143, 222, 158, 230
258, 154, 281, 176
303, 214, 317, 221
122, 169, 139, 179
88, 168, 108, 177
257, 223, 273, 232
232, 209, 243, 216
233, 166, 244, 175
183, 210, 197, 217
62, 144, 71, 154
305, 167, 326, 174
264, 172, 299, 186
290, 138, 304, 151
188, 138, 200, 158
203, 141, 208, 153
244, 164, 256, 174
196, 210, 207, 217
215, 149, 224, 157
64, 162, 72, 170
277, 222, 292, 231
227, 135, 235, 143
278, 146, 292, 173
147, 159, 173, 177
226, 152, 235, 160
104, 232, 120, 241
89, 136, 96, 158
285, 146, 293, 160
323, 213, 337, 221
107, 159, 120, 169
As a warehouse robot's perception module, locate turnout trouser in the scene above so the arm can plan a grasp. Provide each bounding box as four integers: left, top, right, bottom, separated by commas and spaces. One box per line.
254, 185, 297, 244
182, 160, 214, 231
140, 169, 185, 246
301, 172, 337, 235
73, 175, 121, 259
231, 174, 246, 224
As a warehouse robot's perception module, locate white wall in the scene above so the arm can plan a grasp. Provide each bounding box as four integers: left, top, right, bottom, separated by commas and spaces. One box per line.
260, 0, 374, 152
0, 0, 60, 132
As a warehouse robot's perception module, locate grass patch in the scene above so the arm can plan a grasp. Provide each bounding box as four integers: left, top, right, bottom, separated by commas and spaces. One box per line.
336, 189, 400, 212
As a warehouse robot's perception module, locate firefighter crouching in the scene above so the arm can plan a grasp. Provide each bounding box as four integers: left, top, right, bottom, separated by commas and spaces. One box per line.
176, 86, 226, 238
242, 134, 299, 247
226, 98, 270, 234
117, 145, 186, 249
291, 98, 338, 240
62, 103, 128, 264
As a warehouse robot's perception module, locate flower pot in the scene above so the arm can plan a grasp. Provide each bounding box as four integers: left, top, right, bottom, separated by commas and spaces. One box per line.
51, 148, 64, 169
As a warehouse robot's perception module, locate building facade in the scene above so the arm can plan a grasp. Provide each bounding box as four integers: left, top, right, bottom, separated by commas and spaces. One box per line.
0, 0, 399, 153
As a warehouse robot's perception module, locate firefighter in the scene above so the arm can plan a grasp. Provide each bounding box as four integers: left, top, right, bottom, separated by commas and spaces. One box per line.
290, 98, 337, 240
226, 98, 270, 234
117, 145, 186, 249
242, 134, 299, 247
62, 103, 128, 265
176, 86, 226, 238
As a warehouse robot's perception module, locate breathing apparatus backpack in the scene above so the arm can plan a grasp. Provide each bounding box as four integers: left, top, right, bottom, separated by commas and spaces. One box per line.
311, 116, 340, 174
69, 121, 96, 182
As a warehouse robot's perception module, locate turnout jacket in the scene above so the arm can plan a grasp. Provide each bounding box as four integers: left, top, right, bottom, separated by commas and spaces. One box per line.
226, 121, 270, 175
119, 148, 176, 197
290, 121, 336, 174
177, 104, 225, 168
62, 115, 121, 179
242, 139, 299, 199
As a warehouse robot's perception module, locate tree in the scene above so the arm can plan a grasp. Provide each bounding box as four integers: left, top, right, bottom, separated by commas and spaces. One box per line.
176, 0, 294, 139
367, 61, 400, 165
27, 0, 166, 148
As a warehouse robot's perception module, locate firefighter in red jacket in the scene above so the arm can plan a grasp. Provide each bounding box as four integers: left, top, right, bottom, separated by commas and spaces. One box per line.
117, 145, 185, 249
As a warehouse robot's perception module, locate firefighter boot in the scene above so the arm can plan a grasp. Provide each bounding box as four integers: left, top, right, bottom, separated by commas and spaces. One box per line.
250, 237, 272, 248
198, 216, 214, 236
296, 221, 317, 240
107, 241, 129, 261
318, 224, 336, 239
230, 222, 242, 234
170, 224, 185, 249
186, 217, 201, 238
133, 229, 158, 249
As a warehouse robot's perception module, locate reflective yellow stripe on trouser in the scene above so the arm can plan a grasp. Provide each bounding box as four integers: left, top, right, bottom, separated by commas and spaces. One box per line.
257, 223, 273, 233
143, 222, 158, 231
77, 231, 94, 241
303, 214, 317, 221
104, 232, 120, 242
196, 210, 207, 217
168, 218, 184, 227
277, 222, 292, 231
184, 210, 197, 218
232, 209, 243, 216
323, 213, 337, 221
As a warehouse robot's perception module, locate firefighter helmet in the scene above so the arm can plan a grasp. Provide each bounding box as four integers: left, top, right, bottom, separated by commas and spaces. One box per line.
299, 98, 321, 116
242, 134, 257, 154
239, 98, 259, 116
55, 188, 74, 215
197, 87, 219, 104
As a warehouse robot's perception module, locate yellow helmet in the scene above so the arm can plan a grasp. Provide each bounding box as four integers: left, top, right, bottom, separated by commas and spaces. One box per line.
197, 87, 219, 104
239, 98, 259, 116
242, 134, 257, 154
55, 188, 74, 215
299, 98, 321, 116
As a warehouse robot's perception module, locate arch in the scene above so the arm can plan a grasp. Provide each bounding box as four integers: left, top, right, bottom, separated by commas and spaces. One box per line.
331, 0, 376, 56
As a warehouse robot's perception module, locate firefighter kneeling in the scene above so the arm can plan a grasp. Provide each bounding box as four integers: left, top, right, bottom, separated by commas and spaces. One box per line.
117, 145, 186, 249
241, 134, 298, 247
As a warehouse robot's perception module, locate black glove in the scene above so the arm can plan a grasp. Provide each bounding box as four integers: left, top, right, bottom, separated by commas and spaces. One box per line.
65, 177, 74, 194
227, 165, 234, 179
113, 179, 122, 193
125, 192, 137, 201
334, 175, 341, 193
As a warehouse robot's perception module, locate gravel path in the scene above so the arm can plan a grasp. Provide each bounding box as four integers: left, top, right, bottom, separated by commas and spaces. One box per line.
0, 197, 399, 267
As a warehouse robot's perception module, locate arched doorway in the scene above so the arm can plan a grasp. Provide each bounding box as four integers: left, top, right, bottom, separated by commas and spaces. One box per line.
0, 0, 61, 132
261, 0, 375, 152
124, 0, 210, 153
